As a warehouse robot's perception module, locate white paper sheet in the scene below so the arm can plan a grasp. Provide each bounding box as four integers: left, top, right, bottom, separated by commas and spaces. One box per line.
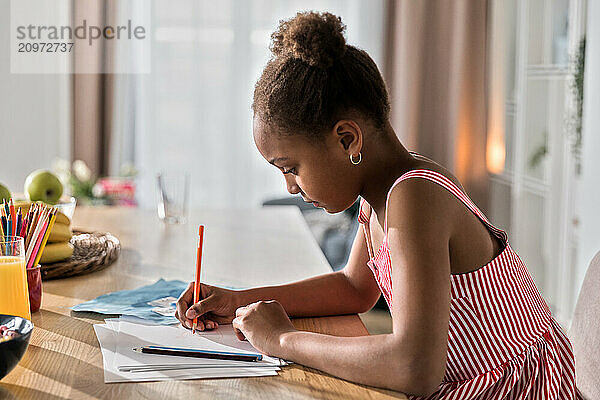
104, 317, 283, 360
94, 323, 280, 383
114, 321, 285, 370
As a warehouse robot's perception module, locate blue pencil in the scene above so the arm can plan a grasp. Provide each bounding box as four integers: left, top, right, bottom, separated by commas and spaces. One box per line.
133, 345, 263, 362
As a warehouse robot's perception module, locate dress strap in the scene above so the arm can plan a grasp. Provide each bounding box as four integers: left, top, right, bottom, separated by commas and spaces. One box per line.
357, 198, 377, 260
383, 170, 507, 243
357, 198, 370, 224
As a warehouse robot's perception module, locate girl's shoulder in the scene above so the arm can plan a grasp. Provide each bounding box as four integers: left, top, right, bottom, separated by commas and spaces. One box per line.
360, 159, 464, 229
387, 169, 461, 221
383, 162, 469, 236
405, 155, 464, 193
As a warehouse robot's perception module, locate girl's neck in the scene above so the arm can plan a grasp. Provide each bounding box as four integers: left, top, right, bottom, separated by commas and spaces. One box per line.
359, 127, 416, 218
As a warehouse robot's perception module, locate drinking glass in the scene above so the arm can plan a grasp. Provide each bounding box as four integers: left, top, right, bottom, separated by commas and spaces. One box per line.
156, 171, 190, 224
0, 236, 31, 320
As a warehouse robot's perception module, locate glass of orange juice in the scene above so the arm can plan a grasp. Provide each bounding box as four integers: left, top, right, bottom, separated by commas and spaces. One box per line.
0, 236, 31, 320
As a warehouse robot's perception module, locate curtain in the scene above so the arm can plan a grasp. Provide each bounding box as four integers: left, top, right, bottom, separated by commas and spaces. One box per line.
385, 0, 490, 211
72, 0, 115, 176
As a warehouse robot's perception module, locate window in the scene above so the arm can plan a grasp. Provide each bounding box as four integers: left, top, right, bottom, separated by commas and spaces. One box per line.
113, 0, 386, 209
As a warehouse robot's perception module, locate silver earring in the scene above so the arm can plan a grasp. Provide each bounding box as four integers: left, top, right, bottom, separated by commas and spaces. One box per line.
350, 152, 362, 165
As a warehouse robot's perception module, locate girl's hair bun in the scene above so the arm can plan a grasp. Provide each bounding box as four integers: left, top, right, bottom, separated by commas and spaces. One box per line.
271, 11, 347, 69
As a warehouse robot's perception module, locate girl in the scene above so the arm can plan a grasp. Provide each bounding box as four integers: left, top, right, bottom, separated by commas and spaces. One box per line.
176, 12, 581, 399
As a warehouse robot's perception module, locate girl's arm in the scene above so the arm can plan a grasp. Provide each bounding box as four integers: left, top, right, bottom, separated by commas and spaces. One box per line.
234, 180, 454, 396
178, 225, 382, 327
238, 225, 382, 316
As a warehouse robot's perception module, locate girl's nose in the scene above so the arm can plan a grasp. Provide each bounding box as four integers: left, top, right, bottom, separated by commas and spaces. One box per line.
284, 175, 300, 195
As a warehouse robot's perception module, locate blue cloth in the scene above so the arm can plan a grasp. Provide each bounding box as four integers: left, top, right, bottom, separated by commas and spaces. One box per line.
71, 279, 188, 325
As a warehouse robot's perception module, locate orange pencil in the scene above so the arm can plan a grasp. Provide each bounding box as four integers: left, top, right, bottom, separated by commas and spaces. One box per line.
192, 225, 205, 334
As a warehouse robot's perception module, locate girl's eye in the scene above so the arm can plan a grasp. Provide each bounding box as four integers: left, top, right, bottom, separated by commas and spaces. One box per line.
282, 168, 297, 175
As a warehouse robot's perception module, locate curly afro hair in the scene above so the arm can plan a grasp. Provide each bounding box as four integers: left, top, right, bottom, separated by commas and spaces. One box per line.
253, 11, 390, 141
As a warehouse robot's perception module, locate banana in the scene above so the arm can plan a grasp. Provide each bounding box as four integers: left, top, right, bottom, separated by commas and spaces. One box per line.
48, 222, 73, 243
40, 242, 74, 264
13, 201, 71, 225
54, 211, 71, 226
55, 211, 71, 226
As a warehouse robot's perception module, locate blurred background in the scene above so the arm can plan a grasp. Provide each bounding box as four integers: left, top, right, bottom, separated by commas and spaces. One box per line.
1, 0, 599, 330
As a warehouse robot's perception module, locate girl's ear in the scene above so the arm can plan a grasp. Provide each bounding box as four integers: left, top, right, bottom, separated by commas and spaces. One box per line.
333, 120, 362, 155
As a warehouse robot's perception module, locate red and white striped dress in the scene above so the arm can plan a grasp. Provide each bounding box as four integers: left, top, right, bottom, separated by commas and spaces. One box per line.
358, 169, 582, 400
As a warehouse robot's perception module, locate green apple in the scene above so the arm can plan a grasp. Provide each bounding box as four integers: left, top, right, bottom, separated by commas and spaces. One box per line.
24, 170, 63, 205
0, 183, 11, 203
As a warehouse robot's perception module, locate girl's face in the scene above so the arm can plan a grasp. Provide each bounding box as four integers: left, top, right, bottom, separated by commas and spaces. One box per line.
253, 116, 361, 214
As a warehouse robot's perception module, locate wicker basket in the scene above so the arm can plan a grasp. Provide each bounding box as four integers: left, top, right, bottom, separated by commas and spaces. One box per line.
40, 230, 121, 280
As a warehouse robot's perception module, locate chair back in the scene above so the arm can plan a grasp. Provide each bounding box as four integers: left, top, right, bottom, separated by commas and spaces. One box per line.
571, 250, 600, 400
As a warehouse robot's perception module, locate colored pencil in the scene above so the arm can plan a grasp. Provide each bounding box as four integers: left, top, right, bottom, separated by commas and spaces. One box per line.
0, 213, 4, 254
19, 215, 28, 238
192, 225, 205, 334
25, 204, 40, 250
15, 208, 22, 238
26, 207, 34, 237
9, 199, 15, 236
1, 203, 5, 249
0, 202, 59, 264
27, 216, 48, 268
24, 206, 49, 266
31, 209, 56, 268
133, 345, 262, 362
25, 209, 44, 265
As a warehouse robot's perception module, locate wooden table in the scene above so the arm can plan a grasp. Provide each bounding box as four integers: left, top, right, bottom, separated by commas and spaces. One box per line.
0, 207, 406, 399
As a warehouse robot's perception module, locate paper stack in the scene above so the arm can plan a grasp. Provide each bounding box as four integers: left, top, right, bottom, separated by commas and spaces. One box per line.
94, 317, 288, 383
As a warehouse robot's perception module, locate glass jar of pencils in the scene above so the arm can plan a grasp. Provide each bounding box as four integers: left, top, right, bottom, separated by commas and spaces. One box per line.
27, 264, 42, 313
0, 236, 31, 320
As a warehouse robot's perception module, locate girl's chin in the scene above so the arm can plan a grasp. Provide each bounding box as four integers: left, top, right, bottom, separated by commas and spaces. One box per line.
310, 201, 345, 214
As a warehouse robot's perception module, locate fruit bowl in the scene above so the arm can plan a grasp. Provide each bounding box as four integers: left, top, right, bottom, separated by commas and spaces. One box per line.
0, 315, 33, 380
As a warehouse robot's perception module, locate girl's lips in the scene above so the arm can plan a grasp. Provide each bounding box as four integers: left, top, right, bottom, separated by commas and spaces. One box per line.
302, 197, 322, 208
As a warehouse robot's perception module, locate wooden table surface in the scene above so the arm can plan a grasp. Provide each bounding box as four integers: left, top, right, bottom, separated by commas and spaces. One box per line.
0, 206, 406, 399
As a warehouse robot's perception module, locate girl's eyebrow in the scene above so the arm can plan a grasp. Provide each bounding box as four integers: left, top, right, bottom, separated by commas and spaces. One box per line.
268, 157, 289, 165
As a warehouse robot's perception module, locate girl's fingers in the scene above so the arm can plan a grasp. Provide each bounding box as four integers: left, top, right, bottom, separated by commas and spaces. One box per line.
195, 319, 205, 331
186, 295, 217, 319
235, 306, 248, 317
232, 317, 246, 341
176, 282, 195, 324
175, 301, 192, 326
204, 320, 217, 330
181, 316, 205, 331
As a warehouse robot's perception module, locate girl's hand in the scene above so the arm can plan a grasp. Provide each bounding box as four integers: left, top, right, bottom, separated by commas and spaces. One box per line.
175, 282, 241, 331
232, 300, 296, 355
